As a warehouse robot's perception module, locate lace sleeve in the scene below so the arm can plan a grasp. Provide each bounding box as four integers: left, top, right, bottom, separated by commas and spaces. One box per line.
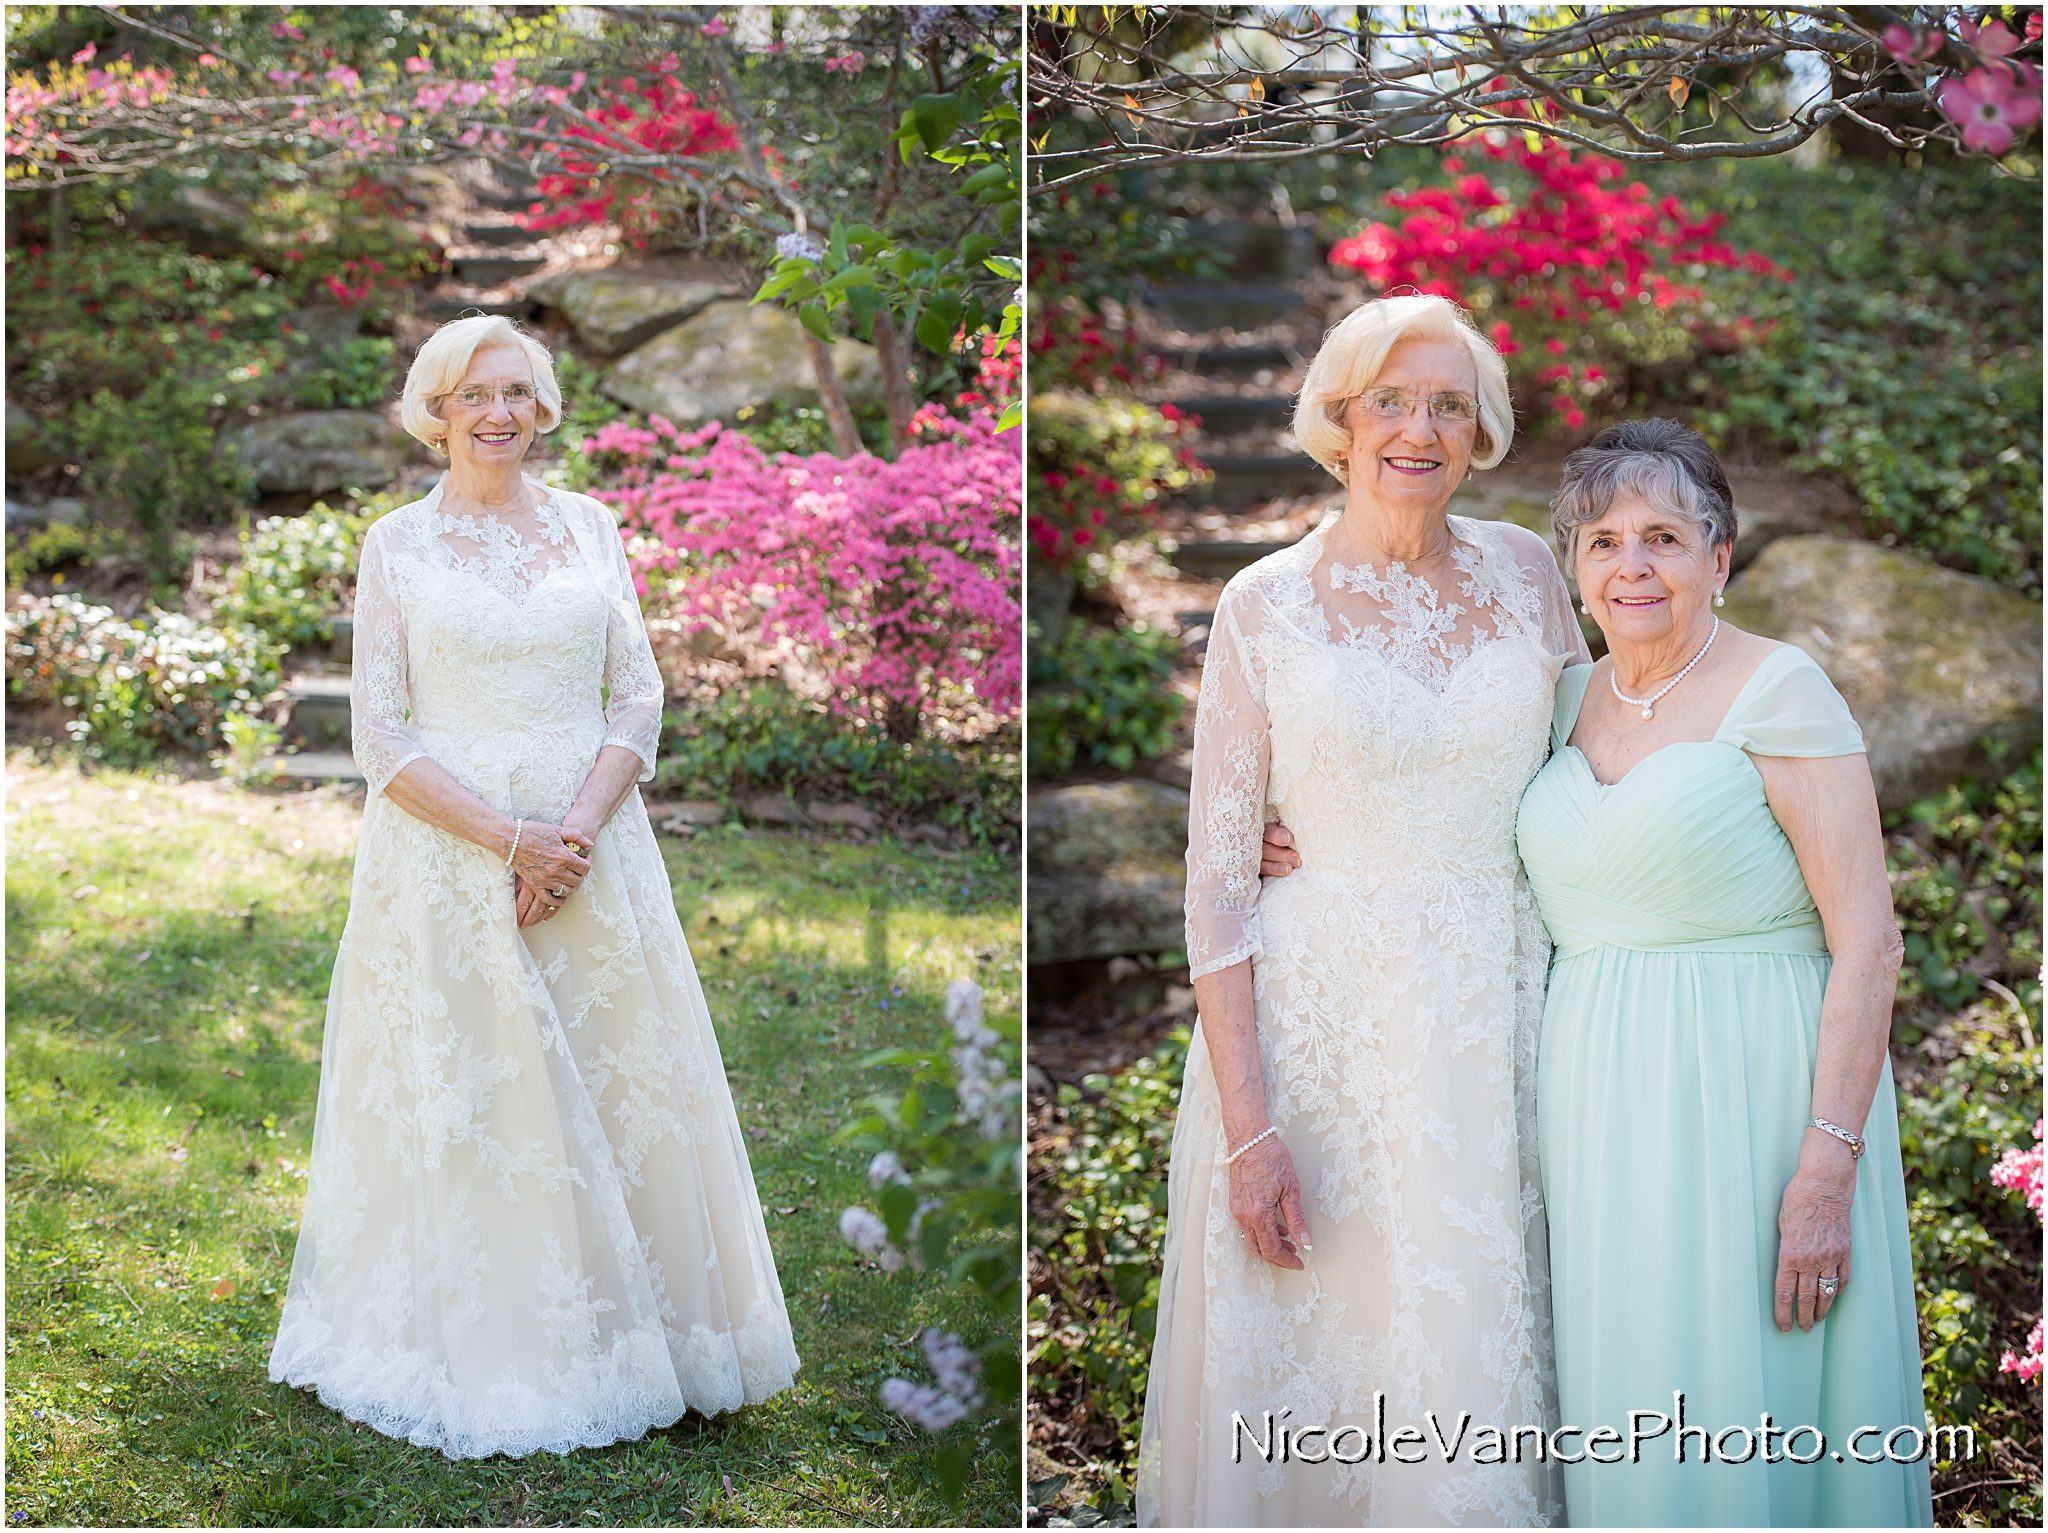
1184, 587, 1272, 980
1511, 523, 1593, 665
350, 521, 427, 794
583, 495, 665, 781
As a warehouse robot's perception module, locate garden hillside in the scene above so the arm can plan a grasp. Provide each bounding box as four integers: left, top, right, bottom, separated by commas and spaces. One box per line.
6, 4, 1023, 849
6, 5, 1024, 1516
1024, 142, 2041, 1528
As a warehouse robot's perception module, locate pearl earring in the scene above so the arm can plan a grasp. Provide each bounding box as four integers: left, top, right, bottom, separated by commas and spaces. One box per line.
1714, 589, 1726, 608
1580, 602, 1590, 615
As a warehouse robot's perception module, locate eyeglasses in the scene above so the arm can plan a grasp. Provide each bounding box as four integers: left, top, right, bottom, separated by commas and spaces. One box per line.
1356, 387, 1479, 423
442, 382, 538, 409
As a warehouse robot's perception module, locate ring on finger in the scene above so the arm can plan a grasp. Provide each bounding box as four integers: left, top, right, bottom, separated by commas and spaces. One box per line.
1817, 1274, 1841, 1297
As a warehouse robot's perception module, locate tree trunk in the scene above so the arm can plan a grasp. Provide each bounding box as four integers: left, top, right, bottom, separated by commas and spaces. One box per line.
871, 310, 916, 458
804, 331, 862, 457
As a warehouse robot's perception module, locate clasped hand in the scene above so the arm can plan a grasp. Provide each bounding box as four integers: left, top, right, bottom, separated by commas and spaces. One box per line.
511, 821, 593, 928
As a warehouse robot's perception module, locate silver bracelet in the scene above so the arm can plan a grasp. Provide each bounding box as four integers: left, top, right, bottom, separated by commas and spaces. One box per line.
505, 817, 524, 868
1225, 1125, 1279, 1164
1808, 1116, 1865, 1159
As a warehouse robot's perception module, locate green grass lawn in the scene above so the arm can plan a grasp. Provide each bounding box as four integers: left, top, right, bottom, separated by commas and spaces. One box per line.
4, 756, 1023, 1527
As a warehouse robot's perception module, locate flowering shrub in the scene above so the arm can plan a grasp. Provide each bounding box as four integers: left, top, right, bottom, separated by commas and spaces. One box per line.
1329, 137, 1786, 432
1027, 619, 1184, 779
5, 595, 283, 766
210, 503, 375, 647
1993, 1118, 2044, 1383
583, 410, 1019, 737
836, 979, 1021, 1501
516, 69, 738, 242
1026, 393, 1207, 573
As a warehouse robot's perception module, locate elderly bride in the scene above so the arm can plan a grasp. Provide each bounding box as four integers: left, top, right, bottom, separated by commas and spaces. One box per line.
268, 315, 799, 1458
1139, 294, 1587, 1527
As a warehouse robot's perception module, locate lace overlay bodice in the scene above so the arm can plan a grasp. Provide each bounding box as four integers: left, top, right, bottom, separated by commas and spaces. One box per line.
1141, 515, 1589, 1527
351, 479, 665, 814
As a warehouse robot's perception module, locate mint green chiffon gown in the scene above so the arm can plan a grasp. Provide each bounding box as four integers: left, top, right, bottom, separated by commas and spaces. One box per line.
1515, 647, 1932, 1528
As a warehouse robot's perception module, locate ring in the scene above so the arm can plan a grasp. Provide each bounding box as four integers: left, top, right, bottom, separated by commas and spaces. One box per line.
549, 885, 567, 898
1818, 1275, 1840, 1297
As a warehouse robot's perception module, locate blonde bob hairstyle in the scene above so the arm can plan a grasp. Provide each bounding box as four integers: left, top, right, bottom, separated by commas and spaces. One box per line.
1292, 294, 1514, 485
399, 314, 563, 456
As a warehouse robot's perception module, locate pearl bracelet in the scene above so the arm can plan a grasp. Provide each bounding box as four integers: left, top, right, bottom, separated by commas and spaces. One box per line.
506, 817, 524, 868
1225, 1125, 1279, 1164
1808, 1116, 1865, 1159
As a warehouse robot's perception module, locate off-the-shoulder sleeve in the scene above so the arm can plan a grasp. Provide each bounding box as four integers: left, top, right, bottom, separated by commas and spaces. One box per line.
1184, 586, 1272, 980
582, 495, 664, 781
350, 522, 428, 794
1717, 646, 1866, 757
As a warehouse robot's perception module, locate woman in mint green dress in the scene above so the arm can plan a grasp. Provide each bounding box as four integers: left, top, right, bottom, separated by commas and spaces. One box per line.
1515, 420, 1932, 1526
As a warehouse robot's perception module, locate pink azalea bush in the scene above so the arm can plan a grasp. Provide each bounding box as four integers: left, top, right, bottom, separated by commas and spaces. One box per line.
584, 410, 1020, 735
1991, 1117, 2043, 1383
1329, 134, 1786, 432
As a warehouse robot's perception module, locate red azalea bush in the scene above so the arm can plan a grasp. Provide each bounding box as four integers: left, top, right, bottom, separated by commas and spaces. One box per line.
1025, 393, 1206, 572
1329, 135, 1787, 432
583, 410, 1020, 737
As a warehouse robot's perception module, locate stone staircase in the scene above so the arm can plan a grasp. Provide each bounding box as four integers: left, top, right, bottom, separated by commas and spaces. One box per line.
275, 617, 362, 782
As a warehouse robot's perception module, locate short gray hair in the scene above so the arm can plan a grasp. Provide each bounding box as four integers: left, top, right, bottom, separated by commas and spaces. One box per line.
399, 314, 563, 456
1551, 418, 1737, 562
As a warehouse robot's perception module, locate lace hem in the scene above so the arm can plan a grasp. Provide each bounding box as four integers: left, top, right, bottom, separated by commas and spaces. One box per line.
1188, 938, 1260, 982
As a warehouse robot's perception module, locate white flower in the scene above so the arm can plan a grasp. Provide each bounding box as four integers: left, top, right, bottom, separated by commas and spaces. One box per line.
867, 1150, 908, 1189
877, 1245, 905, 1274
838, 1205, 889, 1254
923, 1328, 984, 1403
880, 1377, 972, 1431
775, 231, 823, 263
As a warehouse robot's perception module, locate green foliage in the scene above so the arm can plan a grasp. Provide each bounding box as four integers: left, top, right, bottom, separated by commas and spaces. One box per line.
3, 596, 282, 766
5, 518, 113, 592
210, 504, 373, 648
1027, 620, 1183, 778
1028, 1030, 1187, 1468
289, 336, 396, 411
1654, 157, 2043, 592
213, 711, 283, 788
651, 684, 1021, 848
1887, 749, 2043, 1019
1027, 392, 1207, 574
3, 763, 1021, 1526
835, 988, 1022, 1504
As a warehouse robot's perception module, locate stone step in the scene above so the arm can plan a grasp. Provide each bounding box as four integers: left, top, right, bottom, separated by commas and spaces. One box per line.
471, 185, 539, 212
449, 255, 544, 286
1161, 395, 1296, 433
1168, 539, 1303, 581
284, 674, 352, 751
273, 751, 364, 783
465, 223, 539, 248
1159, 343, 1297, 376
1187, 453, 1327, 507
330, 614, 354, 666
1143, 284, 1305, 333
425, 297, 539, 321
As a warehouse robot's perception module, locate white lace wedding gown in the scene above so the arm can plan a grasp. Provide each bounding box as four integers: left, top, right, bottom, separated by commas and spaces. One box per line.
269, 478, 799, 1458
1139, 513, 1589, 1526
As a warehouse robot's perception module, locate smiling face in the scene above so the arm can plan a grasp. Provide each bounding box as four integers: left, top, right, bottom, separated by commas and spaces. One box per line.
1571, 491, 1731, 652
1339, 337, 1480, 511
435, 344, 537, 468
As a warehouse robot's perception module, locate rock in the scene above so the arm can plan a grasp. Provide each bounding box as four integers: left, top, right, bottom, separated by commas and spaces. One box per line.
524, 269, 745, 355
645, 799, 725, 829
806, 801, 881, 833
131, 185, 251, 258
1027, 780, 1189, 965
741, 793, 803, 825
6, 402, 55, 478
219, 410, 410, 494
902, 823, 964, 851
284, 304, 364, 353
1144, 748, 1195, 791
601, 300, 882, 426
1720, 536, 2042, 810
6, 495, 84, 530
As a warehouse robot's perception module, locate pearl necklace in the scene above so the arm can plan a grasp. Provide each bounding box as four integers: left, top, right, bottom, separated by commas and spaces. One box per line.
1610, 616, 1719, 720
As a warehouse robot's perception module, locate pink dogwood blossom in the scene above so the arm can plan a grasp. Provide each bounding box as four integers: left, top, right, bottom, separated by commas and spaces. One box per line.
1938, 65, 2043, 154
1882, 24, 1945, 65
1957, 16, 2022, 57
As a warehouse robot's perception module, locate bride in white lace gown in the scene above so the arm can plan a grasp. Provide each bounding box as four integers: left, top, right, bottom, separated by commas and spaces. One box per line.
1138, 297, 1588, 1526
269, 316, 798, 1458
